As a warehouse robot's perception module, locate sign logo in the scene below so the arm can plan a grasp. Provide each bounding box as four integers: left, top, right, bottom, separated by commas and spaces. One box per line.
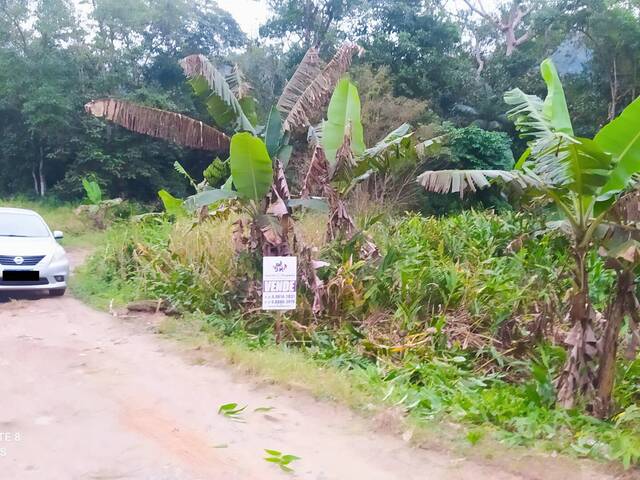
13, 257, 24, 265
273, 260, 287, 273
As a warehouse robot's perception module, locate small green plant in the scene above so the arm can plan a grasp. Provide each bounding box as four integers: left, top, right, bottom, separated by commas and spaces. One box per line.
158, 189, 187, 217
82, 177, 102, 205
263, 449, 301, 473
466, 429, 484, 446
218, 402, 247, 421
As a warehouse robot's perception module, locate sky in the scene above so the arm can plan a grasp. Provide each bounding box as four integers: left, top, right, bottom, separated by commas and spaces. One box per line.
216, 0, 270, 38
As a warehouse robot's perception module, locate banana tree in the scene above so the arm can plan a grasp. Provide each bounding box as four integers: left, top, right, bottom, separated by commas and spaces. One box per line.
86, 42, 362, 254
417, 59, 640, 410
591, 192, 640, 418
85, 41, 361, 161
182, 131, 293, 256
302, 78, 413, 241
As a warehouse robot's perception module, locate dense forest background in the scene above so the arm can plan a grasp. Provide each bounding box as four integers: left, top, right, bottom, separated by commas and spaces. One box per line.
1, 0, 638, 201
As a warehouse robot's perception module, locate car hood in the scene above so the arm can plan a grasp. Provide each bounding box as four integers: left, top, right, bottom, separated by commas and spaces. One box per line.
0, 236, 60, 256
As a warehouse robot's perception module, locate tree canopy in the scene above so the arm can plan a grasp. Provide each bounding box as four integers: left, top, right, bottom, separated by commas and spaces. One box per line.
1, 0, 638, 201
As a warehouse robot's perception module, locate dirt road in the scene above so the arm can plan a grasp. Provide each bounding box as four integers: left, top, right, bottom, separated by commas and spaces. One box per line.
0, 253, 615, 480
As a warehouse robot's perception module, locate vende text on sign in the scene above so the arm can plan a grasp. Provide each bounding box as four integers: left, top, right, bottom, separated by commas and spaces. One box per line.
262, 256, 297, 310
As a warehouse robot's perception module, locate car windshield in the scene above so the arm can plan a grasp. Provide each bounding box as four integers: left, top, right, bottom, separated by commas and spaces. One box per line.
0, 213, 50, 238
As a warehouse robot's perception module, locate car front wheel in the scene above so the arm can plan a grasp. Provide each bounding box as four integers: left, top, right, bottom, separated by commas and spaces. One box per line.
49, 288, 66, 297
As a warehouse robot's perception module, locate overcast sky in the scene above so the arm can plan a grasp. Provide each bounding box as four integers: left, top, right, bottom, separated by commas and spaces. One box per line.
217, 0, 270, 37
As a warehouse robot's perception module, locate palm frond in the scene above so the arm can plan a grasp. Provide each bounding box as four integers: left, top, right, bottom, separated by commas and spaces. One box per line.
277, 47, 322, 119
179, 54, 255, 133
417, 169, 539, 198
85, 99, 230, 151
364, 123, 413, 158
226, 64, 252, 99
542, 138, 613, 195
173, 161, 198, 190
504, 88, 555, 142
504, 88, 590, 191
280, 42, 362, 130
415, 134, 448, 159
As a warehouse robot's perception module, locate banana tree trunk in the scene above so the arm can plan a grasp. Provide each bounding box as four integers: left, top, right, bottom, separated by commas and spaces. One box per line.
594, 269, 636, 418
556, 248, 598, 408
249, 160, 294, 257
325, 184, 355, 242
625, 306, 640, 360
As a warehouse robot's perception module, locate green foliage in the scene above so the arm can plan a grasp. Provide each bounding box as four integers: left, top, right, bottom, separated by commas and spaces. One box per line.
174, 161, 198, 191
78, 208, 640, 467
82, 178, 103, 205
259, 0, 358, 48
158, 189, 186, 217
264, 106, 284, 158
2, 0, 639, 208
415, 125, 515, 214
446, 125, 515, 171
466, 429, 484, 446
361, 0, 473, 114
540, 59, 574, 136
363, 211, 574, 332
186, 63, 255, 133
229, 133, 273, 201
322, 78, 365, 168
594, 97, 640, 199
263, 449, 301, 473
218, 402, 247, 421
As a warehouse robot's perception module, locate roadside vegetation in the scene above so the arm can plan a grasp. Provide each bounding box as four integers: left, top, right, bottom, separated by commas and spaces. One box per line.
68, 39, 640, 470
4, 0, 640, 473
74, 208, 640, 468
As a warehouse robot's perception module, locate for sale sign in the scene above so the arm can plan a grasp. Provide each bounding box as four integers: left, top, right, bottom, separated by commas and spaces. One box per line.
262, 256, 297, 310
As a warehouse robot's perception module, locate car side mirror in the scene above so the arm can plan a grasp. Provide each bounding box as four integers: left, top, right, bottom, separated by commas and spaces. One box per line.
53, 230, 64, 239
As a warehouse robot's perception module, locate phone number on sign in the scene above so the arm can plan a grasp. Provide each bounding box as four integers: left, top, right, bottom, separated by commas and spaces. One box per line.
0, 432, 22, 457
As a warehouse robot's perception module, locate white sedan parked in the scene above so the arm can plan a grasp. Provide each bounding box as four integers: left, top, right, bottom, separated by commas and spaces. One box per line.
0, 207, 70, 296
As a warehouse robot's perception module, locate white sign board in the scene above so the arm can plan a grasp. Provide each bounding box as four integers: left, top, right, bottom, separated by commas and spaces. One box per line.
262, 256, 297, 311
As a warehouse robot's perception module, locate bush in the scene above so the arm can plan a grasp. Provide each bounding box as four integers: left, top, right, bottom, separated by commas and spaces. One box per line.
416, 125, 515, 215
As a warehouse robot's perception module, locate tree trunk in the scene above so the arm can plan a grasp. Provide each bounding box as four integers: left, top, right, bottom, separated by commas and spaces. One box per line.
625, 305, 640, 360
556, 248, 598, 408
608, 57, 618, 121
325, 184, 355, 242
505, 26, 517, 56
32, 163, 39, 196
38, 148, 46, 197
249, 160, 294, 257
593, 269, 634, 418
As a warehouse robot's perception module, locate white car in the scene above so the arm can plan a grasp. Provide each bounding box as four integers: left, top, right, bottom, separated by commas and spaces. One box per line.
0, 207, 70, 296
